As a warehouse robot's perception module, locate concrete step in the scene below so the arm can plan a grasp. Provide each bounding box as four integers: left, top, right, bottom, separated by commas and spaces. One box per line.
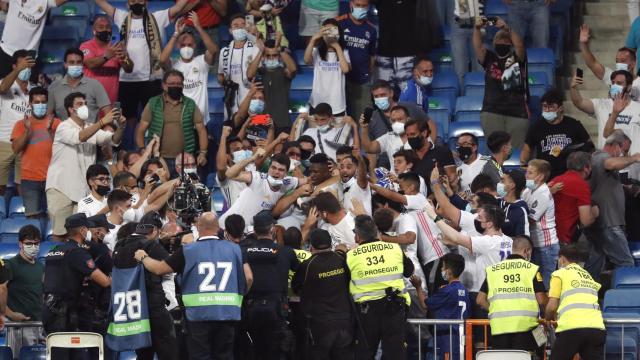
582, 15, 630, 31
584, 2, 630, 15
563, 89, 607, 101
560, 73, 610, 90
568, 51, 619, 66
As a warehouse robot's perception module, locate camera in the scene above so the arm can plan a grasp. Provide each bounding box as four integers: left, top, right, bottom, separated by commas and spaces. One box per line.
171, 172, 211, 227
223, 78, 240, 114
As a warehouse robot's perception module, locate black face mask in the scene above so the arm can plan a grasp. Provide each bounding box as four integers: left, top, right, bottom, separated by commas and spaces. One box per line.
130, 3, 145, 16
300, 149, 312, 160
474, 219, 485, 234
408, 136, 424, 150
167, 86, 182, 100
95, 31, 112, 43
96, 185, 111, 197
457, 146, 473, 162
495, 44, 512, 57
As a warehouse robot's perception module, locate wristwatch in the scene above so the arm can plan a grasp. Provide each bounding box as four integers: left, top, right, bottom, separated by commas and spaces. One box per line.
433, 215, 444, 223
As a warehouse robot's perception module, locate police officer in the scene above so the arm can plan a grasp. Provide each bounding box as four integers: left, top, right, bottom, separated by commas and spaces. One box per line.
347, 214, 414, 359
42, 213, 112, 358
292, 229, 353, 360
112, 212, 179, 360
477, 235, 548, 356
240, 210, 299, 360
135, 212, 254, 359
544, 245, 606, 360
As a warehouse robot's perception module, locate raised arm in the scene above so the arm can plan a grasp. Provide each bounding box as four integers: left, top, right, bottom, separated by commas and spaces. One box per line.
502, 19, 525, 62
95, 0, 115, 19
160, 26, 181, 70
280, 44, 297, 79
370, 183, 408, 205
168, 0, 189, 20
570, 75, 596, 114
579, 24, 605, 80
604, 153, 640, 171
246, 47, 263, 80
473, 17, 487, 65
0, 56, 34, 94
359, 116, 380, 154
271, 184, 313, 217
189, 12, 219, 65
430, 168, 462, 225
135, 250, 175, 275
424, 203, 472, 250
216, 126, 232, 180
304, 30, 323, 65
331, 43, 351, 73
225, 149, 265, 183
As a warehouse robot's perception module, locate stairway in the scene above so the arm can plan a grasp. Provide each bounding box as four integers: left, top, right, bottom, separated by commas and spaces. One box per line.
559, 0, 631, 140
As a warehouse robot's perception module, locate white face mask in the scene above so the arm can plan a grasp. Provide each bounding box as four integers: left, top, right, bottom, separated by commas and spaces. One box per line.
131, 192, 140, 205
85, 229, 92, 242
616, 62, 629, 71
391, 121, 405, 135
232, 149, 253, 163
267, 175, 284, 188
179, 46, 194, 60
184, 167, 197, 175
289, 159, 300, 172
76, 105, 89, 121
22, 243, 39, 258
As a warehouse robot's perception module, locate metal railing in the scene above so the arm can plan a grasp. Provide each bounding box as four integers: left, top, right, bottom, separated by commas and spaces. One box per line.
3, 321, 44, 358
407, 318, 465, 360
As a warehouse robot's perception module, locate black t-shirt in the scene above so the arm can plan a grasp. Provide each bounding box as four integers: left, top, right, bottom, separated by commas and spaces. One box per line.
524, 116, 592, 179
0, 258, 9, 284
241, 238, 299, 300
375, 0, 417, 57
43, 240, 97, 299
260, 67, 292, 130
113, 235, 170, 308
480, 255, 546, 293
481, 50, 528, 119
291, 251, 352, 320
165, 237, 248, 273
414, 143, 455, 193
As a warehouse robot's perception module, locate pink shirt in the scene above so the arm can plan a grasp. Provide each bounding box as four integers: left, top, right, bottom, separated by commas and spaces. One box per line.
80, 38, 121, 103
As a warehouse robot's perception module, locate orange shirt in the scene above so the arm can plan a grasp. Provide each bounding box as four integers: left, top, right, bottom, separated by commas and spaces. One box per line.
182, 0, 222, 28
11, 117, 61, 181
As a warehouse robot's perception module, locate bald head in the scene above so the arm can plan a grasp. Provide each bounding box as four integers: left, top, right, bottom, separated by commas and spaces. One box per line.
512, 235, 533, 259
197, 212, 220, 237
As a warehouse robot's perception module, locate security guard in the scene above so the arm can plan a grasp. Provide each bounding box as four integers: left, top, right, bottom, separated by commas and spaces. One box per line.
283, 227, 311, 359
544, 245, 605, 360
135, 212, 254, 359
477, 235, 547, 356
292, 228, 353, 360
240, 210, 299, 360
112, 212, 178, 360
347, 214, 414, 359
42, 213, 112, 358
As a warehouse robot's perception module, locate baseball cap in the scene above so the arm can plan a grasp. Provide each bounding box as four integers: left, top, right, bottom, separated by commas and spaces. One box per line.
136, 211, 163, 234
504, 169, 526, 191
65, 213, 91, 229
309, 228, 331, 250
87, 214, 115, 230
253, 210, 275, 228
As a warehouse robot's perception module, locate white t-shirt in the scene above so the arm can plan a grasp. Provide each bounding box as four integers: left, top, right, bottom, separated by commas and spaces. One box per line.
392, 213, 425, 289
308, 47, 350, 114
329, 180, 372, 216
216, 174, 247, 208
219, 171, 299, 231
376, 132, 411, 165
404, 194, 449, 265
603, 67, 640, 101
458, 154, 489, 196
0, 81, 30, 143
173, 55, 209, 120
302, 126, 354, 161
77, 194, 108, 217
0, 0, 56, 54
103, 220, 122, 251
114, 8, 171, 82
471, 234, 513, 289
458, 210, 481, 292
217, 42, 260, 114
321, 212, 356, 249
522, 183, 559, 248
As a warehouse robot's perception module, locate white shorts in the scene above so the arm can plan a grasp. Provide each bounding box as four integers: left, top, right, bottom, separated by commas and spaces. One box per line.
298, 4, 338, 36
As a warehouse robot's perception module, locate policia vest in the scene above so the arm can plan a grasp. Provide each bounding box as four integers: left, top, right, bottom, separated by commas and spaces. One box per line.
346, 240, 410, 304
180, 237, 246, 321
485, 258, 540, 335
106, 264, 152, 351
552, 263, 604, 333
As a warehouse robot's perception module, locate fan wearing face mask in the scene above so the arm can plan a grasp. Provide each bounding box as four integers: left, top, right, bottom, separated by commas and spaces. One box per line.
496, 169, 530, 238
456, 132, 489, 196
216, 127, 249, 207
300, 103, 356, 161
399, 57, 434, 114
77, 164, 111, 217
473, 16, 529, 148
159, 12, 218, 122
361, 105, 413, 168
521, 89, 593, 179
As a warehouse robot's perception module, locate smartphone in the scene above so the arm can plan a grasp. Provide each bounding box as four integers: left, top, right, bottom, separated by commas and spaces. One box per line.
251, 114, 271, 126
26, 50, 37, 59
486, 16, 499, 26
245, 14, 255, 27
112, 101, 121, 123
363, 107, 374, 124
576, 67, 584, 78
254, 73, 263, 85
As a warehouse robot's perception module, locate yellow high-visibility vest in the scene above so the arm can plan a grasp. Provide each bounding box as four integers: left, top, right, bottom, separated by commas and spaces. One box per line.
553, 263, 604, 332
486, 258, 540, 335
347, 240, 409, 304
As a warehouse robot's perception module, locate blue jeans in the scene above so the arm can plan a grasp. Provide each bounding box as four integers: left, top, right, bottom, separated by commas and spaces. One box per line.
508, 0, 550, 48
532, 243, 559, 289
584, 226, 635, 281
450, 22, 482, 87
21, 179, 46, 217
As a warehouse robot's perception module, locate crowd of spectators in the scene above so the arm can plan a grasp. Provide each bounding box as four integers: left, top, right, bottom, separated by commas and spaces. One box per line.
0, 0, 638, 358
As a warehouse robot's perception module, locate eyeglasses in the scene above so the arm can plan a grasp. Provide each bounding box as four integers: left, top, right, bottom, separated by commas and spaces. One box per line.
93, 176, 111, 182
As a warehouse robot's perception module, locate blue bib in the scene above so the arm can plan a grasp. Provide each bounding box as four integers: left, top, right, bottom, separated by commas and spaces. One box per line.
106, 264, 152, 351
180, 238, 245, 321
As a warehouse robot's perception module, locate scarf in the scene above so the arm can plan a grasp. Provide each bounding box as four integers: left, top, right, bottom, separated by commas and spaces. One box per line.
120, 9, 163, 79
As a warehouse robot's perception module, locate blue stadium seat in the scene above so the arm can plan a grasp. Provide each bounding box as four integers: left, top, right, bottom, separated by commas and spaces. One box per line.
463, 72, 485, 97
612, 268, 640, 289
0, 243, 19, 260
43, 221, 54, 242
38, 241, 58, 264
429, 48, 454, 72
485, 0, 508, 17
447, 121, 485, 153
211, 188, 225, 214
0, 197, 6, 220
116, 350, 137, 360
205, 173, 219, 189
40, 25, 79, 49
9, 197, 25, 218
291, 72, 313, 91
207, 73, 222, 90
0, 219, 40, 243
0, 346, 12, 360
630, 242, 640, 266
527, 48, 555, 84
605, 334, 637, 360
431, 71, 459, 112
436, 121, 446, 146
427, 96, 452, 136
18, 345, 45, 360
442, 25, 451, 50
604, 289, 640, 315
528, 72, 549, 96
49, 3, 91, 39
454, 96, 483, 122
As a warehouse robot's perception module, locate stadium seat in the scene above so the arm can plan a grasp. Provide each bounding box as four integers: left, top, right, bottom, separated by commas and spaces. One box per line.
18, 345, 45, 360
0, 197, 6, 219
291, 72, 313, 91
604, 334, 637, 360
447, 121, 485, 153
9, 196, 25, 218
116, 350, 137, 360
427, 96, 452, 136
630, 241, 640, 266
604, 289, 640, 315
0, 219, 41, 243
429, 48, 454, 72
476, 350, 531, 360
40, 25, 80, 50
0, 243, 19, 260
431, 71, 460, 112
442, 25, 451, 50
38, 241, 59, 265
211, 188, 225, 214
528, 72, 549, 96
0, 346, 12, 360
527, 48, 555, 84
484, 0, 508, 18
436, 121, 446, 146
612, 268, 640, 289
46, 332, 103, 359
463, 72, 485, 97
49, 3, 91, 39
207, 73, 223, 90
454, 96, 483, 122
206, 173, 219, 189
